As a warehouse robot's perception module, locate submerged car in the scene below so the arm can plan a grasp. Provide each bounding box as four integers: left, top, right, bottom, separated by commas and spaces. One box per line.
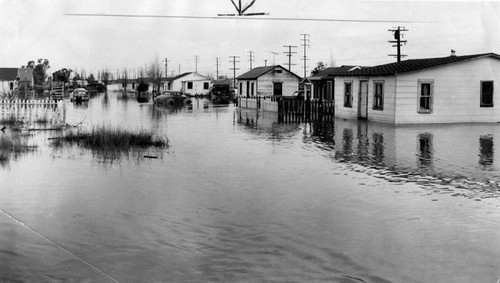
70, 88, 90, 103
154, 91, 192, 107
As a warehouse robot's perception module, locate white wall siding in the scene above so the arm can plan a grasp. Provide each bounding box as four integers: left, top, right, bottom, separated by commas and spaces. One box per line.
334, 76, 397, 123
395, 57, 500, 124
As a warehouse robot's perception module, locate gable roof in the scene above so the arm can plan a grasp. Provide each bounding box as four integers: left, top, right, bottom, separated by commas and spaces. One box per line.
0, 68, 19, 81
166, 72, 192, 82
237, 65, 301, 80
334, 53, 500, 77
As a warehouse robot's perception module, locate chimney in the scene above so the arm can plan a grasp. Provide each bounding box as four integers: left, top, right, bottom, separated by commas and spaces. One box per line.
450, 49, 457, 57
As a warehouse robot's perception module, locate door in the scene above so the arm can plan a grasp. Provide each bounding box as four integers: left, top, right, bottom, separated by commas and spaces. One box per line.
273, 82, 283, 96
358, 80, 368, 119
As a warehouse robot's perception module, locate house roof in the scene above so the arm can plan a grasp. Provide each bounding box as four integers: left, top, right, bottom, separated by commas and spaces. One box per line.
309, 65, 358, 80
0, 68, 19, 81
333, 53, 500, 77
165, 72, 193, 82
237, 65, 301, 80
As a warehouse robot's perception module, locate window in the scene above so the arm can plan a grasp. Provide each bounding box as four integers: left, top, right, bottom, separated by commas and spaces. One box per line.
203, 82, 209, 90
187, 82, 193, 89
481, 81, 494, 107
373, 81, 384, 110
418, 80, 433, 113
344, 82, 352, 107
251, 82, 255, 96
273, 69, 282, 73
239, 82, 243, 95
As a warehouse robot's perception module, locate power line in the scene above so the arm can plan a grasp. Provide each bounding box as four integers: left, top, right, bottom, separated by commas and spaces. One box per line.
229, 55, 240, 89
300, 34, 310, 79
63, 13, 431, 23
283, 45, 297, 72
248, 51, 255, 70
163, 58, 170, 78
215, 57, 221, 79
194, 55, 199, 72
388, 26, 408, 62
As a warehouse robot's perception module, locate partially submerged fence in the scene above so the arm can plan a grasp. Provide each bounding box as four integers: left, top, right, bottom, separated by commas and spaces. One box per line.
0, 99, 65, 126
238, 96, 335, 123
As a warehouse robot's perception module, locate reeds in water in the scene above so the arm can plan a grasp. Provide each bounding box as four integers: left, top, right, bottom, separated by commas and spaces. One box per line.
57, 125, 168, 149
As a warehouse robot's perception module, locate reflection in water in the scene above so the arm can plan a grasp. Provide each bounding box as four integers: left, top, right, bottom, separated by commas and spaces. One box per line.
0, 132, 37, 168
417, 133, 433, 169
479, 135, 494, 168
265, 118, 500, 199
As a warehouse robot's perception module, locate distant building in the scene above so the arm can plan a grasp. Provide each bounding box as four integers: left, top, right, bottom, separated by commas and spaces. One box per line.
332, 52, 500, 124
0, 68, 33, 96
164, 72, 212, 96
236, 65, 300, 97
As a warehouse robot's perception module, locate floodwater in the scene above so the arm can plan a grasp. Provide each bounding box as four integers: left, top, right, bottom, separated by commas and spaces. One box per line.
1, 92, 500, 282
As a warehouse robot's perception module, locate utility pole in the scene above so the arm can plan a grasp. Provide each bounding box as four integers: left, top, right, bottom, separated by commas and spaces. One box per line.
215, 57, 221, 79
178, 64, 181, 75
388, 26, 408, 62
283, 45, 297, 71
194, 55, 199, 73
229, 56, 240, 89
247, 51, 255, 70
163, 58, 170, 78
300, 34, 310, 79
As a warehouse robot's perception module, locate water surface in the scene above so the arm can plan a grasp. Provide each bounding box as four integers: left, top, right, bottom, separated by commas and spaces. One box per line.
1, 92, 499, 282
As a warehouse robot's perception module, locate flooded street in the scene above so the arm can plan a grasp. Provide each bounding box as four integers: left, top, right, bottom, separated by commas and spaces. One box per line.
1, 92, 500, 282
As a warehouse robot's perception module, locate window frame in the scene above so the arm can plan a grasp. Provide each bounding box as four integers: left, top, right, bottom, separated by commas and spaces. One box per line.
344, 81, 353, 108
203, 82, 209, 90
417, 80, 434, 114
480, 80, 494, 107
187, 81, 193, 89
373, 80, 384, 110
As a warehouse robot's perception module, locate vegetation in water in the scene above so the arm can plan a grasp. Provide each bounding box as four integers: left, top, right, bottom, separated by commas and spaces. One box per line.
0, 114, 24, 126
57, 125, 168, 148
0, 134, 37, 167
51, 125, 168, 164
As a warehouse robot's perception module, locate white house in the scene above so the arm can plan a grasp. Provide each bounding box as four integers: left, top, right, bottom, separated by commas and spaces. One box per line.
236, 65, 301, 97
165, 72, 211, 96
0, 68, 34, 96
334, 52, 500, 124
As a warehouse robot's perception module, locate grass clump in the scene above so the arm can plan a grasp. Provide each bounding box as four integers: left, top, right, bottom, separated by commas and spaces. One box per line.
0, 114, 23, 126
59, 125, 168, 149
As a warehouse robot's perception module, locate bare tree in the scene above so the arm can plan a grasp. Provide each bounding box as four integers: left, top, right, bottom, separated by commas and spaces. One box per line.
147, 56, 164, 98
122, 68, 129, 94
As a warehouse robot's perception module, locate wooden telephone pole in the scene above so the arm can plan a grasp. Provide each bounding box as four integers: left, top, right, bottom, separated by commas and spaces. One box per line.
229, 56, 240, 89
283, 45, 297, 71
388, 26, 408, 62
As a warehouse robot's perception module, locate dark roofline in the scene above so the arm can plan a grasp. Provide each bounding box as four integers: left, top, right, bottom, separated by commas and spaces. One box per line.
237, 65, 301, 80
332, 53, 500, 77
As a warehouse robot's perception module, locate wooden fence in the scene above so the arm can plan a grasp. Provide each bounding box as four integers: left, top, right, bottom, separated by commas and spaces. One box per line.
238, 96, 335, 123
278, 98, 335, 123
0, 99, 59, 107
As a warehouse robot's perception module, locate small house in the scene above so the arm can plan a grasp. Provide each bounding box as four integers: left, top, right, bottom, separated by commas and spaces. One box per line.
334, 52, 500, 124
0, 68, 19, 95
236, 65, 300, 97
165, 72, 211, 96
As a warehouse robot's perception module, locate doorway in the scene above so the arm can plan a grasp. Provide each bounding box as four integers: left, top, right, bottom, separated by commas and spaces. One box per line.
358, 80, 368, 119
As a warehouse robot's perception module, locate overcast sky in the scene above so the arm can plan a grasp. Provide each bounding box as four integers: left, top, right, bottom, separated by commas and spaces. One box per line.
1, 0, 499, 78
